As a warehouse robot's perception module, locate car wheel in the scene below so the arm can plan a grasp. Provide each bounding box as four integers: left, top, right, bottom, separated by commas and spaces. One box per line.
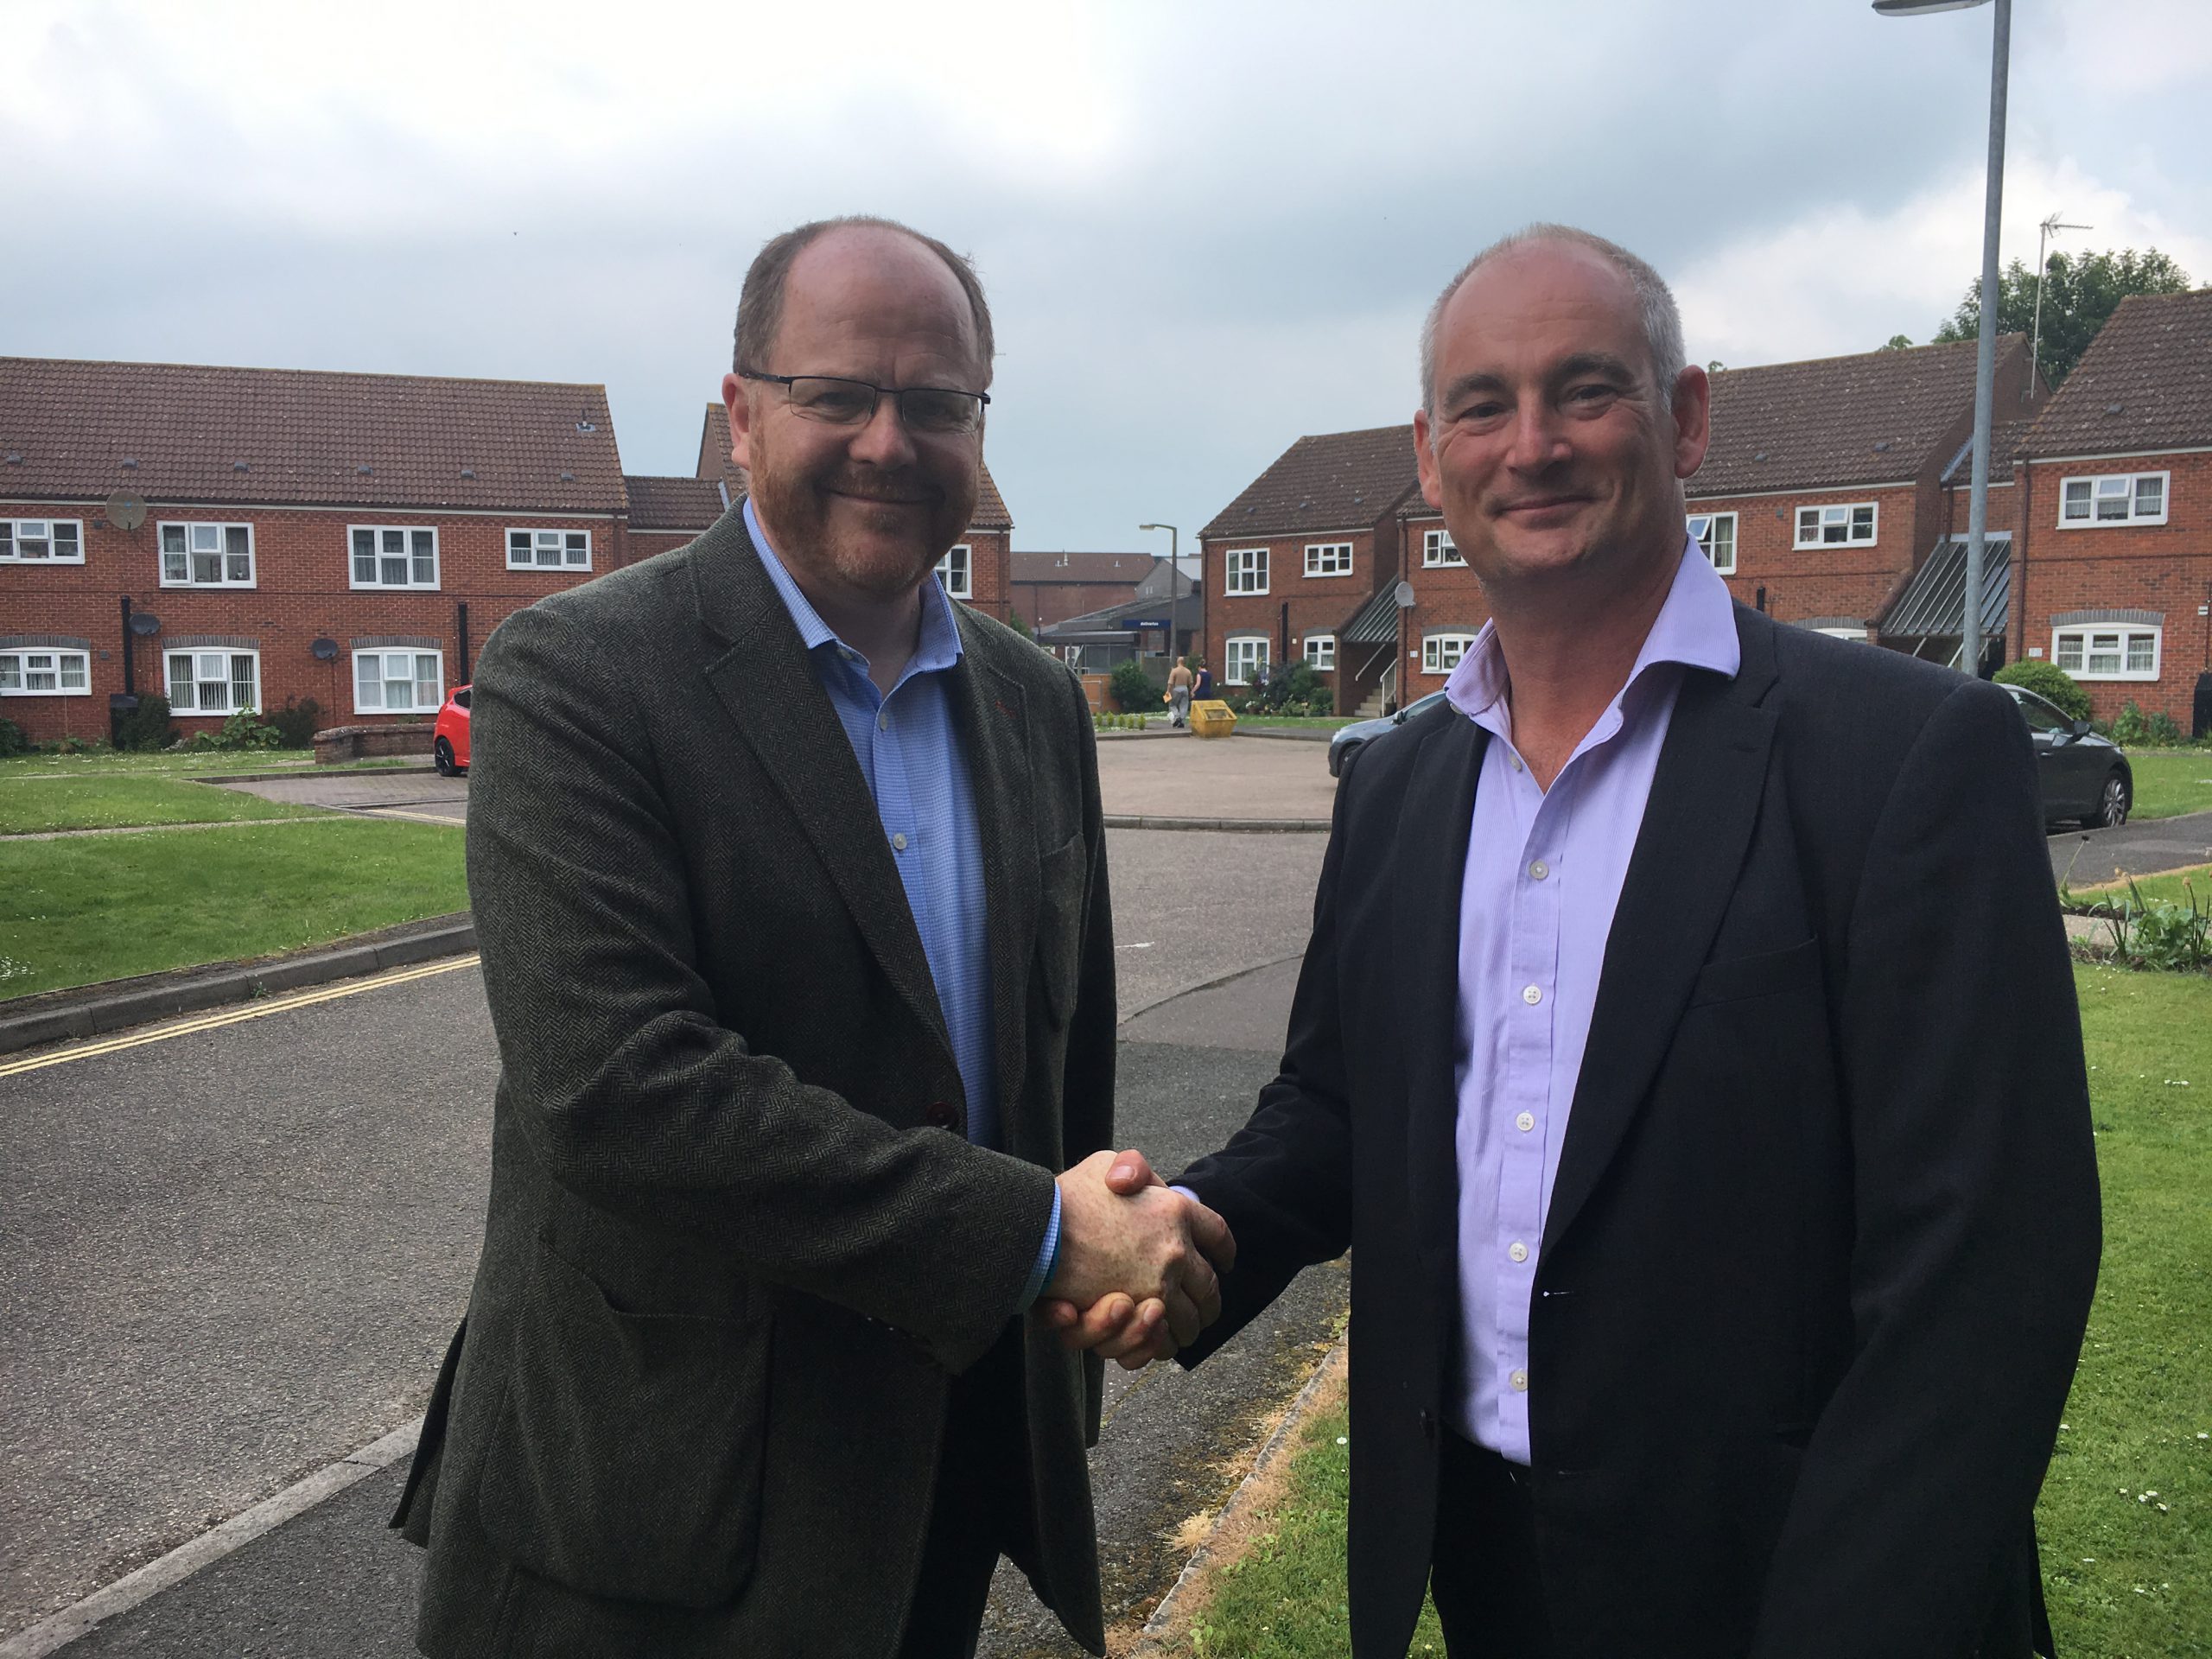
434, 737, 457, 778
2088, 770, 2130, 830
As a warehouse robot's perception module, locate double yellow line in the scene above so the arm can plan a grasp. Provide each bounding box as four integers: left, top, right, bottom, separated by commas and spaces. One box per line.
0, 955, 481, 1078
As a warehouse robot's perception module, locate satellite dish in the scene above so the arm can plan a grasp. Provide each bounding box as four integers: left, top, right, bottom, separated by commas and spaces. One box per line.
105, 493, 147, 531
1394, 580, 1417, 609
309, 638, 339, 661
129, 613, 162, 637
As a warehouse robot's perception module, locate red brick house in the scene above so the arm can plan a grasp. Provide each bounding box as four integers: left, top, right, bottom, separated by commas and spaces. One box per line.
1197, 425, 1421, 713
1010, 550, 1162, 630
0, 358, 629, 744
2005, 289, 2212, 729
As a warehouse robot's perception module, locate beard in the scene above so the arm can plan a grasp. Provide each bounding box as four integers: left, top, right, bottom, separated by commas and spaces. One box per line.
747, 450, 976, 602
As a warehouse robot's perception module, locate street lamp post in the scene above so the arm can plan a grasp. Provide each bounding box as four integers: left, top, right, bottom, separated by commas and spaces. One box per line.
1875, 0, 2009, 678
1138, 522, 1185, 664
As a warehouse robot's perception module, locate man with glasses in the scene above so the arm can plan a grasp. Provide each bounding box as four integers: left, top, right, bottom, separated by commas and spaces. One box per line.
396, 216, 1231, 1658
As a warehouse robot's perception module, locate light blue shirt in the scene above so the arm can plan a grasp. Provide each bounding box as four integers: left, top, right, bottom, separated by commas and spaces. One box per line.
745, 501, 1058, 1306
1445, 537, 1741, 1463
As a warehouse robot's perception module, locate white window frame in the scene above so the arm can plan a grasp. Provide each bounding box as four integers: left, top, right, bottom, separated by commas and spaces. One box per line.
163, 649, 260, 715
1421, 527, 1465, 568
1225, 548, 1268, 596
351, 647, 446, 715
1688, 512, 1738, 575
505, 527, 593, 570
158, 521, 256, 588
1224, 635, 1270, 686
0, 648, 92, 696
2051, 626, 2161, 683
348, 524, 442, 590
0, 518, 85, 563
2058, 471, 2170, 528
1303, 634, 1337, 671
1304, 541, 1354, 578
933, 543, 972, 599
1793, 502, 1878, 550
1422, 632, 1479, 676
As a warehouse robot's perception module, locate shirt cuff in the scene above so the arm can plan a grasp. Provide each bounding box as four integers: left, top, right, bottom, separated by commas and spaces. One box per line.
1017, 1184, 1064, 1312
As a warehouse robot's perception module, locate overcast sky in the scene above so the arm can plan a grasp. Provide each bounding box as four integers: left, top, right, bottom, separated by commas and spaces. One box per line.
8, 0, 2208, 553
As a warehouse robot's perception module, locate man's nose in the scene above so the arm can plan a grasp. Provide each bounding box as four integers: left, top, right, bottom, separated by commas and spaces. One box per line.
847, 393, 919, 467
1506, 395, 1567, 473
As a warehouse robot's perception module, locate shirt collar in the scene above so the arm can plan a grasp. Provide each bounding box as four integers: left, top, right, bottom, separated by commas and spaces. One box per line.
744, 497, 964, 677
1445, 531, 1741, 734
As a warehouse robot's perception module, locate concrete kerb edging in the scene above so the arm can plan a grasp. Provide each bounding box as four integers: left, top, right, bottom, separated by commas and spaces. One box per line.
1128, 1332, 1350, 1655
1103, 815, 1330, 834
0, 1418, 424, 1659
0, 916, 476, 1057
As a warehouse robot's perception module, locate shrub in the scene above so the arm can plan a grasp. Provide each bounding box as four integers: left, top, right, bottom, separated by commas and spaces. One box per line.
1993, 660, 2091, 722
0, 716, 26, 758
110, 693, 175, 753
2110, 701, 2150, 747
264, 696, 322, 750
1109, 659, 1160, 715
2088, 877, 2210, 974
2145, 709, 2184, 747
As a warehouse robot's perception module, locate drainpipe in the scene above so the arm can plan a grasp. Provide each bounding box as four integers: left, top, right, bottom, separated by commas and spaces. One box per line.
457, 602, 472, 683
119, 596, 136, 697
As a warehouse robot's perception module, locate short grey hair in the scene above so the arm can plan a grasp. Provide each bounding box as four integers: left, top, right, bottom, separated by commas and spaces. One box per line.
733, 214, 995, 385
1418, 224, 1686, 419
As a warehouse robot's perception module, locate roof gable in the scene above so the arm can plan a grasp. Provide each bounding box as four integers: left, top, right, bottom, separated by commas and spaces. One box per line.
2020, 289, 2212, 459
1200, 424, 1421, 541
625, 474, 725, 531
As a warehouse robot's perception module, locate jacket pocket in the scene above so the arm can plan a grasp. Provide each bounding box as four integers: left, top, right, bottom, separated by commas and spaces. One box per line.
1035, 831, 1087, 1029
1684, 937, 1821, 1009
476, 1242, 769, 1609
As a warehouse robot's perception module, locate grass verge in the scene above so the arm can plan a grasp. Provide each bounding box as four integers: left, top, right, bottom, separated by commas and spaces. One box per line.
0, 817, 467, 1000
0, 774, 327, 835
2128, 752, 2212, 823
2070, 864, 2209, 912
0, 750, 422, 779
1175, 963, 2209, 1657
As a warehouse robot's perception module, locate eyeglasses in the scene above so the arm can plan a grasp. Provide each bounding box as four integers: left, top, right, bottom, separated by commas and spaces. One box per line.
737, 371, 989, 435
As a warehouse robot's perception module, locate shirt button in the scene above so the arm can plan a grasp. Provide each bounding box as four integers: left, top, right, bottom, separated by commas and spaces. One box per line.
1508, 753, 1525, 772
1529, 859, 1548, 880
1509, 1241, 1529, 1263
1510, 1369, 1529, 1393
878, 709, 890, 731
1521, 983, 1542, 1006
1515, 1111, 1535, 1133
892, 832, 908, 851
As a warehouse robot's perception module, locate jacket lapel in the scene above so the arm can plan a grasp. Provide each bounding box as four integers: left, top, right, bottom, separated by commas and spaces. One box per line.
1542, 607, 1780, 1251
1395, 714, 1490, 1265
944, 613, 1042, 1156
689, 516, 957, 1071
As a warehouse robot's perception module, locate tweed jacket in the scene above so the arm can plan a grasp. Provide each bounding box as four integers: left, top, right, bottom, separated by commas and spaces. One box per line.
393, 506, 1117, 1657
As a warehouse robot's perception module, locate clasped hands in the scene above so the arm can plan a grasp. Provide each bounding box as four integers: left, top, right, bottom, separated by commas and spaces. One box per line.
1039, 1150, 1233, 1370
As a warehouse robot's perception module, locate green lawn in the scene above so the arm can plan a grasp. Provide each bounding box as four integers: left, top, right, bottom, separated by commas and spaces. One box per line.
0, 774, 327, 835
0, 818, 467, 999
2074, 864, 2209, 912
2128, 752, 2212, 823
0, 749, 421, 779
1185, 963, 2211, 1657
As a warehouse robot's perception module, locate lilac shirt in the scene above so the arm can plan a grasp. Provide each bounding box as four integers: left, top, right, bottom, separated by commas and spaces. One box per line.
1446, 538, 1739, 1464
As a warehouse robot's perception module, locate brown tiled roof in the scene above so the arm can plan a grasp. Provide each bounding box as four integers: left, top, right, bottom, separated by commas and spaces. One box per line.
625, 474, 726, 531
1199, 425, 1421, 541
1688, 335, 2027, 498
1938, 417, 2037, 483
2019, 289, 2212, 459
1398, 495, 1443, 520
694, 400, 1014, 530
0, 357, 626, 513
1010, 550, 1156, 583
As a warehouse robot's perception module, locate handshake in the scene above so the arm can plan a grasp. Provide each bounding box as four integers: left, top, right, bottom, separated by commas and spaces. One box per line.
1039, 1149, 1235, 1370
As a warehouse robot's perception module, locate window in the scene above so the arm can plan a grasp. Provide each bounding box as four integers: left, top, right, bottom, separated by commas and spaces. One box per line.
0, 518, 84, 563
353, 648, 445, 715
506, 528, 592, 570
1305, 541, 1354, 577
350, 525, 440, 589
1688, 512, 1737, 574
1422, 632, 1479, 676
1422, 528, 1465, 568
1794, 503, 1877, 549
1225, 548, 1268, 595
0, 649, 91, 695
2059, 472, 2169, 527
1303, 634, 1336, 671
2052, 626, 2160, 682
933, 543, 971, 599
165, 650, 259, 714
159, 522, 254, 587
1225, 637, 1269, 685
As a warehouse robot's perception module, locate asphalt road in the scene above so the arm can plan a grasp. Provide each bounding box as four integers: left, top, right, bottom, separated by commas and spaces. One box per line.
2047, 808, 2212, 887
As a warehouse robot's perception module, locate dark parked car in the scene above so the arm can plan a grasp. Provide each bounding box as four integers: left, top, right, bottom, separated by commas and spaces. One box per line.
432, 684, 471, 776
1328, 690, 1449, 778
2002, 682, 2130, 829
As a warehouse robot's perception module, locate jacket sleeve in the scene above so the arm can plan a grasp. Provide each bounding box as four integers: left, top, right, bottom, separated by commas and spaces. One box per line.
1750, 680, 2101, 1656
467, 601, 1055, 1372
1059, 665, 1117, 1166
1173, 741, 1364, 1366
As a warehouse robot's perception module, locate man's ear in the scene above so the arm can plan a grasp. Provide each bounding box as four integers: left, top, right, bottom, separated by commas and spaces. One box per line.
1413, 409, 1443, 510
1669, 365, 1712, 481
721, 372, 753, 473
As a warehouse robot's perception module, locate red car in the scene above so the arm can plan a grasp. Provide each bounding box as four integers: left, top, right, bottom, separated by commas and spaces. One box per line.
432, 684, 472, 775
